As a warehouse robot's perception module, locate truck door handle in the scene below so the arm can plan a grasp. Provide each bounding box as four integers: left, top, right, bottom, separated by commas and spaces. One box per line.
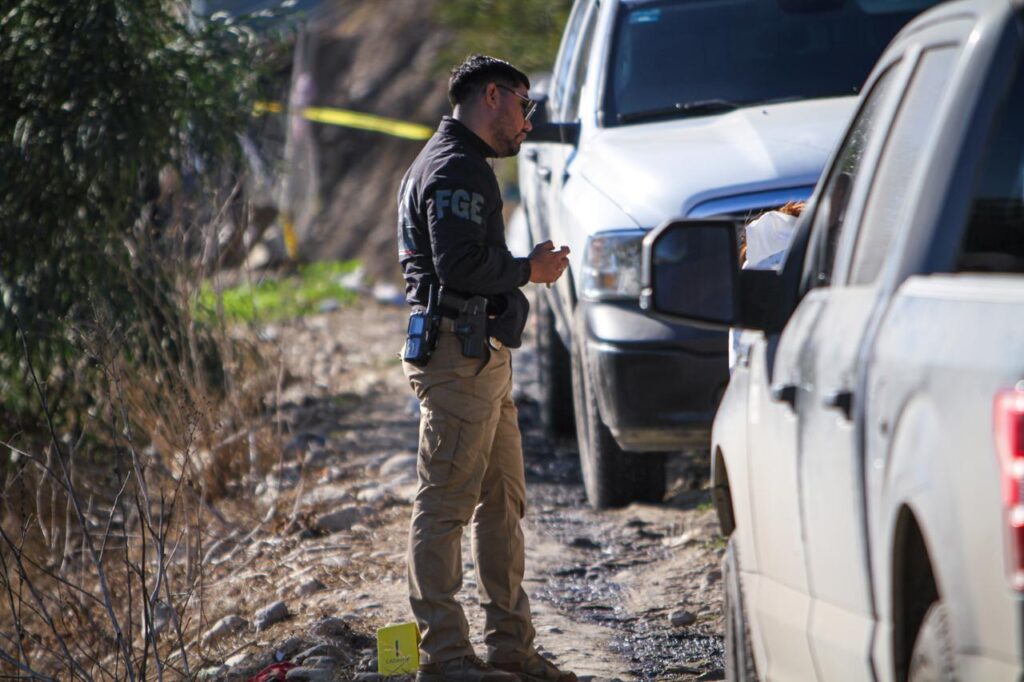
537, 166, 552, 182
770, 383, 797, 409
524, 149, 539, 162
823, 389, 853, 420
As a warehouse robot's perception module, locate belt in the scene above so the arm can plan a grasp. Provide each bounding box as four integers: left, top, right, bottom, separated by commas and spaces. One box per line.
440, 318, 503, 350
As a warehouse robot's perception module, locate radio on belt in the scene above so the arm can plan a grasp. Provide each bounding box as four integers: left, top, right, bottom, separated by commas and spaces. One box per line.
402, 286, 441, 366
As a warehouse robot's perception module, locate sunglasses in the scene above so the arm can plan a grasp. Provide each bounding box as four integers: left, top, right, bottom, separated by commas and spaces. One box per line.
497, 84, 537, 122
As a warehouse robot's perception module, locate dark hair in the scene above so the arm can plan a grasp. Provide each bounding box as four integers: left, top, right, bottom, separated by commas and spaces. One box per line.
448, 54, 529, 108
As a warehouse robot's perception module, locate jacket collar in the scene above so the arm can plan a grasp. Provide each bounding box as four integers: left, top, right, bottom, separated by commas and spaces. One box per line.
438, 116, 497, 158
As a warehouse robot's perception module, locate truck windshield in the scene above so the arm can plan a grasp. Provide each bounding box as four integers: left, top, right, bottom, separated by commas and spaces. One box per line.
607, 0, 938, 125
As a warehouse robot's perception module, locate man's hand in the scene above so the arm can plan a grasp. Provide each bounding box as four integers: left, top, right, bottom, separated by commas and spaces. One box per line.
528, 240, 570, 285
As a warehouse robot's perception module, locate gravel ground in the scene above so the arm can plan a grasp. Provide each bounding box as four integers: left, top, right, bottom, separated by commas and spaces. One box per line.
197, 298, 725, 681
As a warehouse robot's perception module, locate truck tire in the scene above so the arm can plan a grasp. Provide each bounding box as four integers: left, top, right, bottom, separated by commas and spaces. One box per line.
571, 332, 665, 507
909, 601, 956, 682
724, 536, 758, 682
534, 289, 574, 439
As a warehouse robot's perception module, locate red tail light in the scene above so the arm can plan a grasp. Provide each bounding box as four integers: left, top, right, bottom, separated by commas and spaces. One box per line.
995, 387, 1024, 591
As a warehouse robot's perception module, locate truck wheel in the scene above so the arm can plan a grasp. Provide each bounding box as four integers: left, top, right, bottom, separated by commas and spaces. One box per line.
572, 335, 629, 508
909, 601, 956, 682
724, 536, 758, 682
534, 289, 574, 439
571, 334, 664, 507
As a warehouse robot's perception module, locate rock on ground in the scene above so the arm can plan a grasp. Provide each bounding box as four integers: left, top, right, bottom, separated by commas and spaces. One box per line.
314, 507, 367, 533
669, 609, 698, 627
202, 614, 247, 645
295, 643, 348, 664
196, 665, 228, 680
378, 453, 417, 481
254, 601, 289, 630
309, 616, 353, 639
298, 578, 326, 597
285, 667, 338, 681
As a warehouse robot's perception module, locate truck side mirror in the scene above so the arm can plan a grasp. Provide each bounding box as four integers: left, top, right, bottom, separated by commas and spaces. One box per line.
525, 96, 581, 145
640, 219, 742, 329
641, 218, 793, 333
530, 94, 551, 127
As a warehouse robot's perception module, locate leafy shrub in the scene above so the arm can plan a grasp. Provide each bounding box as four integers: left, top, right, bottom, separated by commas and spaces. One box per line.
0, 3, 293, 678
0, 0, 272, 443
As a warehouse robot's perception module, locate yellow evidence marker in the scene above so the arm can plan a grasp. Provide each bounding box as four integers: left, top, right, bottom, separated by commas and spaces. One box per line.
376, 621, 420, 676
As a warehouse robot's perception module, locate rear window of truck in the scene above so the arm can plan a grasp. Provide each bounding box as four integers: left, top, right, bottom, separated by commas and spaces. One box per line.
959, 59, 1024, 274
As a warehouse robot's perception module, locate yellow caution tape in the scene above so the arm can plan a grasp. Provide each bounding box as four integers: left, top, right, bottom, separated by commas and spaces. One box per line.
303, 106, 434, 140
253, 100, 284, 114
281, 213, 299, 260
256, 101, 433, 141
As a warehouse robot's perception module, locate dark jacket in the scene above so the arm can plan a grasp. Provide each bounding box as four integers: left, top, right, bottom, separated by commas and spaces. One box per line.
397, 117, 531, 347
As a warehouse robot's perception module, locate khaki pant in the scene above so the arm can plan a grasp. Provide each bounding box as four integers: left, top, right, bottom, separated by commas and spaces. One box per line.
403, 332, 536, 665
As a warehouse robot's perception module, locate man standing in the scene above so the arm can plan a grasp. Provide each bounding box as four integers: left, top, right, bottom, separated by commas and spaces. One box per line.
397, 55, 575, 682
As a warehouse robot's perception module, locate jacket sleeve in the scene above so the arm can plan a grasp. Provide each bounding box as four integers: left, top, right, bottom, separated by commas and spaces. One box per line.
426, 157, 531, 294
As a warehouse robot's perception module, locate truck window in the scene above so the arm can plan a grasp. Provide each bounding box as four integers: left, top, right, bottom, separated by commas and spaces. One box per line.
849, 46, 959, 285
958, 60, 1024, 274
806, 64, 898, 288
551, 0, 592, 120
563, 1, 600, 122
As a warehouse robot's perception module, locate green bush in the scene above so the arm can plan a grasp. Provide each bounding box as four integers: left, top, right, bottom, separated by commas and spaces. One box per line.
0, 1, 272, 442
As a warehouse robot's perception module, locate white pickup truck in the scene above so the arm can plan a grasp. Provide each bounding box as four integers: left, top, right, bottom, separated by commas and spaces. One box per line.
520, 0, 930, 507
643, 0, 1024, 679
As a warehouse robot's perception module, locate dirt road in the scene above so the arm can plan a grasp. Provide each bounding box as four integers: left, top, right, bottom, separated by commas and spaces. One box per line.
201, 298, 725, 681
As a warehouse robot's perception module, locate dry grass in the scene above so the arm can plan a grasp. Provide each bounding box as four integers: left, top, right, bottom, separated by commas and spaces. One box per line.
0, 189, 287, 680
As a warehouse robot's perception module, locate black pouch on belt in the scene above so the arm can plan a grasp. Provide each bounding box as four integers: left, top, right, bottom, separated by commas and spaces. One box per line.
439, 288, 488, 359
486, 289, 529, 348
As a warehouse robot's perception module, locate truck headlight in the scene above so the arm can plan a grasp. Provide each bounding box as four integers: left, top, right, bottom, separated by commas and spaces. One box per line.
581, 230, 646, 300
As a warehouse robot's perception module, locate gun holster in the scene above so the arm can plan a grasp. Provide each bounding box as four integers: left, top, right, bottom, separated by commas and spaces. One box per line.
439, 288, 488, 359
